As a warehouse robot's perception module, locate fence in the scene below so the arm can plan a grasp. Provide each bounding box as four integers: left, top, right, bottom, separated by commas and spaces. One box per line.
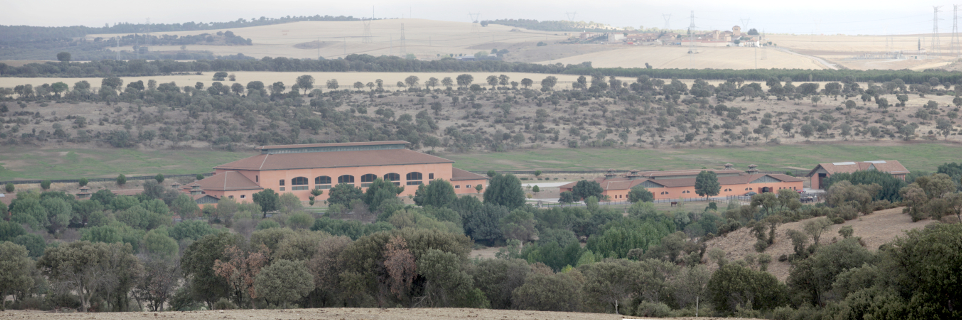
0, 172, 213, 186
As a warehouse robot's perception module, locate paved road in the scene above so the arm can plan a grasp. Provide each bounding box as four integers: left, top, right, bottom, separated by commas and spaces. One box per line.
774, 47, 839, 70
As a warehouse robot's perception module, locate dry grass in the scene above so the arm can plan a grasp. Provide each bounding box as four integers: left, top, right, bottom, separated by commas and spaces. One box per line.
87, 19, 570, 60
703, 207, 939, 282
538, 46, 829, 70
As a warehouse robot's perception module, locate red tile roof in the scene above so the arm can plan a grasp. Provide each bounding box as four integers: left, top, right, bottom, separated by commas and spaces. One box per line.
187, 171, 263, 191
807, 160, 909, 177
562, 174, 802, 191
451, 168, 488, 181
256, 140, 409, 150
215, 149, 454, 171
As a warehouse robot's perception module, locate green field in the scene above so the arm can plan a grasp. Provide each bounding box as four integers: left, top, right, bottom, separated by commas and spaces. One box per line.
0, 146, 254, 180
444, 143, 962, 173
0, 142, 958, 181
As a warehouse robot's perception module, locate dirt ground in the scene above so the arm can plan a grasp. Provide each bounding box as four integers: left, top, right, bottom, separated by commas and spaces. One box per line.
703, 207, 940, 282
538, 46, 829, 70
0, 309, 761, 320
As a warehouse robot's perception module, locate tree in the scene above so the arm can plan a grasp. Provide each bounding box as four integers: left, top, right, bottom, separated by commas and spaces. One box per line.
628, 185, 654, 203
483, 174, 526, 209
487, 75, 499, 89
708, 263, 786, 314
694, 171, 721, 200
511, 270, 584, 311
252, 189, 279, 218
154, 173, 164, 183
116, 174, 127, 186
295, 75, 314, 94
327, 183, 364, 208
521, 78, 533, 89
404, 75, 420, 88
0, 242, 33, 311
541, 76, 558, 90
441, 77, 454, 89
38, 241, 142, 312
416, 249, 484, 308
4, 183, 12, 193
426, 77, 439, 89
277, 193, 302, 214
571, 180, 604, 201
364, 178, 404, 211
558, 191, 577, 203
50, 82, 68, 96
181, 232, 242, 307
456, 74, 474, 88
213, 244, 270, 307
213, 72, 228, 81
414, 179, 457, 208
57, 51, 71, 63
40, 180, 51, 190
326, 79, 339, 90
464, 203, 509, 245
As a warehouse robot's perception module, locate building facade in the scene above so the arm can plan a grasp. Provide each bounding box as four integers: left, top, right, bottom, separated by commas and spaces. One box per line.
184, 141, 488, 204
806, 160, 908, 190
560, 166, 803, 201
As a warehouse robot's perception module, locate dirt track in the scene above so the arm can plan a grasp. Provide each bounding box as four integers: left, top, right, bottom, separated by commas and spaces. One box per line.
0, 309, 761, 320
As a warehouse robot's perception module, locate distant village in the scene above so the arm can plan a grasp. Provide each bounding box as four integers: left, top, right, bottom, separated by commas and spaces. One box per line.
579, 25, 766, 47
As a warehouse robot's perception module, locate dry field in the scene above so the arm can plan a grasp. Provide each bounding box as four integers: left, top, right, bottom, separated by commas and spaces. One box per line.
537, 46, 830, 70
0, 71, 635, 92
704, 207, 940, 282
765, 33, 957, 70
0, 309, 761, 320
88, 19, 570, 60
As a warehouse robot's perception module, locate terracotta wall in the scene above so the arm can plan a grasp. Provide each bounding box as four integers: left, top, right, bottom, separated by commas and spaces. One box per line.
452, 179, 487, 194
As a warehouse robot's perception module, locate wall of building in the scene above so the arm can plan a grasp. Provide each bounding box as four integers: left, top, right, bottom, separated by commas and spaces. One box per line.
452, 179, 487, 194
217, 163, 455, 202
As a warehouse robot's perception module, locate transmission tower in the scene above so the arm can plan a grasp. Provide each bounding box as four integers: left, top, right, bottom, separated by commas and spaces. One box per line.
399, 23, 407, 55
761, 29, 768, 61
566, 12, 577, 22
952, 5, 960, 57
362, 6, 373, 43
145, 18, 150, 53
934, 6, 942, 57
740, 18, 750, 32
688, 10, 696, 68
469, 12, 481, 34
662, 14, 671, 31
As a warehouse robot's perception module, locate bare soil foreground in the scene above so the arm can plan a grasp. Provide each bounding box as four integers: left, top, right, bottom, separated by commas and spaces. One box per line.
0, 309, 761, 320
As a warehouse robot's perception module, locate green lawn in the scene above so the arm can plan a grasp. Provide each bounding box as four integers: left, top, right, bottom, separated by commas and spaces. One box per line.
0, 146, 255, 180
445, 143, 962, 173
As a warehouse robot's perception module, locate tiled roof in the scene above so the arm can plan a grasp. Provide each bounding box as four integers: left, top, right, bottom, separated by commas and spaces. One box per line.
187, 171, 262, 191
562, 174, 802, 191
451, 168, 488, 181
214, 149, 454, 171
807, 160, 909, 177
256, 140, 409, 150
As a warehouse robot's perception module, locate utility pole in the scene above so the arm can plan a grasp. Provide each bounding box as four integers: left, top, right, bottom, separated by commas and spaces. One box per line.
688, 10, 696, 69
934, 6, 942, 57
400, 24, 406, 56
662, 14, 671, 31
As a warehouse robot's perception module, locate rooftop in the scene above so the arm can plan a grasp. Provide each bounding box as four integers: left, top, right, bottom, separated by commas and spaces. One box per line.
188, 171, 263, 191
216, 148, 454, 171
808, 160, 909, 177
256, 141, 409, 154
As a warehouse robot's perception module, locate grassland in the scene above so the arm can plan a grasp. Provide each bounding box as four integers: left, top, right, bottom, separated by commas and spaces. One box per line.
443, 142, 962, 173
0, 146, 253, 180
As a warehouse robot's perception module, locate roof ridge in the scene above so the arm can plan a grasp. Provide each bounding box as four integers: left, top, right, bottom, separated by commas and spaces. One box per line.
259, 154, 269, 170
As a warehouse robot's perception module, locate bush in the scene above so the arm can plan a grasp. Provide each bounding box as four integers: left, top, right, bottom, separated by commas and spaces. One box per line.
40, 180, 51, 190
212, 298, 236, 310
155, 174, 165, 183
116, 174, 126, 186
634, 301, 673, 317
196, 174, 204, 180
754, 239, 769, 252
78, 178, 88, 187
4, 183, 13, 193
256, 219, 281, 230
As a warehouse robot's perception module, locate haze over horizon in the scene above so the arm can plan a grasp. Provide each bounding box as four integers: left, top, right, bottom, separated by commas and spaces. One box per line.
4, 0, 951, 36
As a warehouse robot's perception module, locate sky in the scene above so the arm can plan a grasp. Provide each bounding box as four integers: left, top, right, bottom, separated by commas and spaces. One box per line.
2, 0, 948, 35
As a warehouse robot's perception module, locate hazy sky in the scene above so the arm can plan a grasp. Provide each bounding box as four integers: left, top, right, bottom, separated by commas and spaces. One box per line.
3, 0, 945, 35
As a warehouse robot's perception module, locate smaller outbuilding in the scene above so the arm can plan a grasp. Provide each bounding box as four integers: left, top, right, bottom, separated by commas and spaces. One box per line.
806, 160, 908, 190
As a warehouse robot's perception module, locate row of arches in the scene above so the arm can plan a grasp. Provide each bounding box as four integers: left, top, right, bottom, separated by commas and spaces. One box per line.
284, 172, 427, 189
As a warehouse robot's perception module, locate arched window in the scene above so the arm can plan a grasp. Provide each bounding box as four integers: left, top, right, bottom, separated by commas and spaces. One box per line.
292, 177, 309, 190
338, 175, 355, 185
360, 174, 377, 187
384, 173, 401, 186
315, 176, 332, 189
406, 172, 423, 185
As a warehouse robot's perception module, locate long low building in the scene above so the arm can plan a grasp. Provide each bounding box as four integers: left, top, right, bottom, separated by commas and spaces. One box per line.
806, 160, 908, 190
560, 165, 803, 201
184, 141, 488, 204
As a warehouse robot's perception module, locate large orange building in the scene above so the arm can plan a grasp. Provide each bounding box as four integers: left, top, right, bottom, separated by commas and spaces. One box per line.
184, 141, 488, 204
560, 165, 803, 201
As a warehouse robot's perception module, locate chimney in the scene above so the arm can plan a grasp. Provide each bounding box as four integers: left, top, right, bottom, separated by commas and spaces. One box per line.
747, 164, 759, 174
724, 163, 734, 170
604, 169, 617, 179
190, 184, 202, 195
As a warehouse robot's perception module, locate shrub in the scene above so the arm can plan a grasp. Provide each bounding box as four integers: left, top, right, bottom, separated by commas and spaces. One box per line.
116, 174, 126, 186
40, 180, 51, 190
212, 298, 236, 310
78, 178, 88, 187
155, 174, 165, 183
754, 239, 769, 252
4, 183, 13, 193
255, 220, 281, 230
634, 301, 673, 317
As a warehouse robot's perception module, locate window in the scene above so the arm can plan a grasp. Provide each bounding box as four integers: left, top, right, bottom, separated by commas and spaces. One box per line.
228, 195, 234, 199
240, 195, 246, 199
279, 179, 285, 186
429, 173, 434, 179
315, 185, 331, 190
292, 177, 308, 185
361, 174, 377, 182
256, 175, 258, 182
279, 187, 285, 191
315, 176, 332, 184
384, 173, 400, 181
456, 185, 461, 189
338, 175, 355, 184
406, 172, 423, 185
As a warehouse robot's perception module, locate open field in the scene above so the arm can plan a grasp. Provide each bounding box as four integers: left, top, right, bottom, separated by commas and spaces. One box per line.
88, 19, 570, 60
537, 46, 830, 70
0, 146, 250, 180
3, 141, 956, 181
443, 142, 962, 173
0, 309, 760, 320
